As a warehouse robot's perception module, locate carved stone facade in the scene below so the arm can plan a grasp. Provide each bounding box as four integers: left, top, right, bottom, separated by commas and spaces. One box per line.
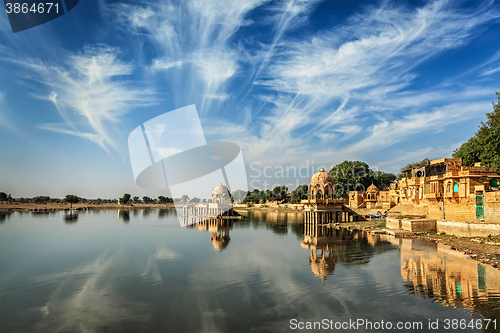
397, 158, 500, 223
349, 183, 398, 210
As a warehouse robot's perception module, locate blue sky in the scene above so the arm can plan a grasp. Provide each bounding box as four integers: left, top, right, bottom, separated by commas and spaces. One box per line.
0, 0, 499, 198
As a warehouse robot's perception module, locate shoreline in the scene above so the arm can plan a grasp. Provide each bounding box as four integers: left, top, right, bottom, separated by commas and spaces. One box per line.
0, 202, 176, 211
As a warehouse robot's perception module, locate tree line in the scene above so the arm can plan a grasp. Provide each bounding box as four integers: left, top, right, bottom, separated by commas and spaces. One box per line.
238, 161, 397, 204
0, 193, 176, 207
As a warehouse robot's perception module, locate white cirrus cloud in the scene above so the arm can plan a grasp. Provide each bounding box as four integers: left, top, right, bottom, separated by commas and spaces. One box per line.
5, 45, 154, 152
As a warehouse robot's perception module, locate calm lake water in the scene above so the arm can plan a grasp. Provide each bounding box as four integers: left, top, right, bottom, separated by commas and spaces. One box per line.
1, 209, 499, 333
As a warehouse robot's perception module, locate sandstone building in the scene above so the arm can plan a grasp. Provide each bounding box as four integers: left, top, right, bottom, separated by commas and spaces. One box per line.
350, 158, 500, 223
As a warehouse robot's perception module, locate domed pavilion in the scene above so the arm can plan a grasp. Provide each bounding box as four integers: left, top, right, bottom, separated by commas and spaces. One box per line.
212, 183, 231, 204
302, 168, 363, 224
309, 168, 335, 200
181, 182, 238, 226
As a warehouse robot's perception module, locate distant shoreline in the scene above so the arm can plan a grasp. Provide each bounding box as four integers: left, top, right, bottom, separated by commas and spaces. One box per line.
0, 202, 176, 211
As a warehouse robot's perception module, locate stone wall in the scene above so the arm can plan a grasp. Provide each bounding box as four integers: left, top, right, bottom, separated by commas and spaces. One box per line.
399, 192, 500, 224
400, 202, 429, 217
484, 191, 500, 222
386, 216, 500, 236
436, 221, 500, 237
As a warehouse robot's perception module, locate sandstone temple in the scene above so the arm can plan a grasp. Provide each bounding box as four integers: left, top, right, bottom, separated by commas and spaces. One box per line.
302, 168, 361, 224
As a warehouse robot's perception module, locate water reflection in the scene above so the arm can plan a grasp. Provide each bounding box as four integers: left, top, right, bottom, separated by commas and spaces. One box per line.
118, 210, 130, 223
301, 225, 396, 280
237, 210, 305, 238
2, 210, 500, 332
247, 210, 303, 224
186, 219, 233, 252
63, 212, 79, 224
157, 209, 171, 218
0, 211, 13, 223
388, 237, 500, 326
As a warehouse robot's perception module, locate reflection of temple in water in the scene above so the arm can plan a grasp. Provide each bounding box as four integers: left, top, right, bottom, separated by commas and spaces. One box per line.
391, 237, 500, 316
301, 225, 395, 281
248, 210, 303, 224
186, 219, 233, 252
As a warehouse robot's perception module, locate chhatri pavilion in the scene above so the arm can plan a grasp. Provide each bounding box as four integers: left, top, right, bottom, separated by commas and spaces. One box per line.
302, 168, 362, 224
181, 183, 239, 226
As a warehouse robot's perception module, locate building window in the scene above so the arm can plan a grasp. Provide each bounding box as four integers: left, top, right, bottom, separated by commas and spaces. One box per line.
453, 182, 458, 193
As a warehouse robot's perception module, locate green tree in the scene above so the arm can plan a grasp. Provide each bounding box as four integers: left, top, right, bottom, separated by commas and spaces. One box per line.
265, 190, 275, 202
397, 158, 431, 179
132, 196, 140, 203
0, 192, 7, 203
180, 195, 190, 203
372, 171, 397, 189
453, 92, 500, 173
64, 195, 79, 209
329, 161, 373, 198
231, 189, 247, 203
272, 186, 288, 203
190, 197, 201, 204
258, 191, 267, 203
142, 196, 152, 204
120, 194, 131, 205
33, 196, 50, 204
480, 125, 500, 173
290, 184, 309, 204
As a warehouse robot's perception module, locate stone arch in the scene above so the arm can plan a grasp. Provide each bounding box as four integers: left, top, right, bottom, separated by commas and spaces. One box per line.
324, 184, 334, 199
316, 190, 323, 200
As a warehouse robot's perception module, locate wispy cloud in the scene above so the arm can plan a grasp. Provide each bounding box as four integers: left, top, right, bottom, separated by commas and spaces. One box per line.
481, 66, 500, 76
5, 45, 154, 152
237, 0, 499, 171
0, 92, 18, 133
341, 101, 489, 154
107, 0, 270, 114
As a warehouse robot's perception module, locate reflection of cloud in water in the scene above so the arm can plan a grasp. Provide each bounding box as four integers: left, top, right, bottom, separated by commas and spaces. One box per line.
180, 229, 400, 331
140, 245, 181, 285
31, 254, 150, 332
153, 245, 181, 261
141, 257, 162, 285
